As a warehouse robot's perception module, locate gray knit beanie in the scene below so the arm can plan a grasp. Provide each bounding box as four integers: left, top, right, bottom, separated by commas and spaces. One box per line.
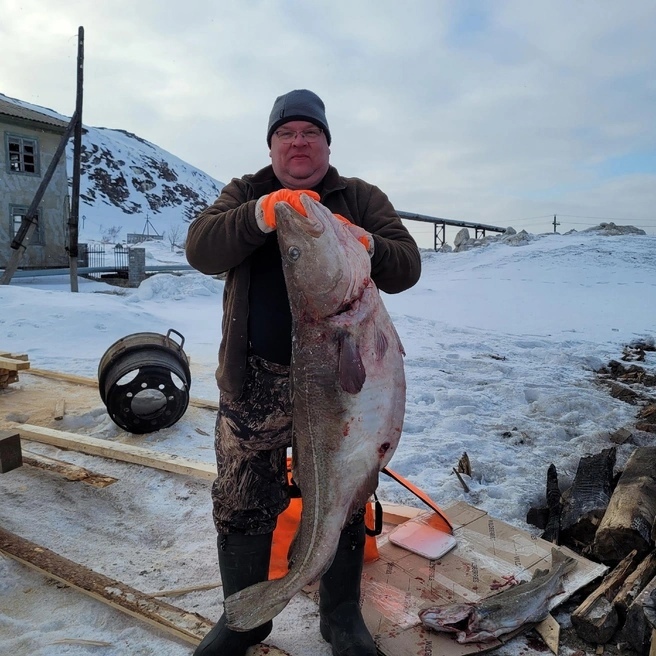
267, 89, 331, 146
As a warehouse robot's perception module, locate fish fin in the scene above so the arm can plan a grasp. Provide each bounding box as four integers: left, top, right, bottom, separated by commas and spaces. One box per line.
224, 580, 289, 631
531, 567, 550, 581
391, 321, 406, 357
374, 326, 389, 361
338, 332, 366, 393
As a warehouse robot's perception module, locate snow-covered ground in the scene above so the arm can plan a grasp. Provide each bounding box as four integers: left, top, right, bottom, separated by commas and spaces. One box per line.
1, 229, 655, 655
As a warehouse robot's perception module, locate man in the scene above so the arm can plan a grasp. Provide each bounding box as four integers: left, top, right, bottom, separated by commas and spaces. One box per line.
185, 89, 421, 656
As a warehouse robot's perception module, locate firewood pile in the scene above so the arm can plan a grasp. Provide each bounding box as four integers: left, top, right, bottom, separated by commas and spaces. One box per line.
0, 351, 30, 390
528, 341, 656, 654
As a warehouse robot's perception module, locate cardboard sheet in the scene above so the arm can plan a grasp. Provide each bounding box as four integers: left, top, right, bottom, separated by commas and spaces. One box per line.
305, 501, 607, 656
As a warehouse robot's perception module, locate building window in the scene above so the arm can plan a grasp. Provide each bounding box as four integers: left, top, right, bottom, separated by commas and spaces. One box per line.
11, 206, 42, 246
6, 134, 39, 174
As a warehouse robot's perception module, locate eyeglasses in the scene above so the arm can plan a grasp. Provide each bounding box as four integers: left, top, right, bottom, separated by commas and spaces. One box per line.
274, 128, 324, 143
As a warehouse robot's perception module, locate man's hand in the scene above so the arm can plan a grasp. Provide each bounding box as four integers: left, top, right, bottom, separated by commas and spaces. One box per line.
334, 213, 375, 256
255, 189, 320, 233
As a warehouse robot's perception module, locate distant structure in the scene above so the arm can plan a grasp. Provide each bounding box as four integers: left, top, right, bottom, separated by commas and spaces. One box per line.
127, 216, 164, 244
0, 97, 71, 269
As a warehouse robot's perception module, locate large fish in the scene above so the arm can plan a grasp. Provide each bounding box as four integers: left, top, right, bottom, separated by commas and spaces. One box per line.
419, 548, 577, 643
224, 195, 406, 631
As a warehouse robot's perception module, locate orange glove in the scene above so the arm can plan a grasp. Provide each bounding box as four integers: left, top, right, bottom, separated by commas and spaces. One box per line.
257, 189, 320, 232
334, 213, 374, 255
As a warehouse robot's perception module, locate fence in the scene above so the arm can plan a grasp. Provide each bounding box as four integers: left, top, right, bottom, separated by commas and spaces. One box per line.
78, 243, 129, 279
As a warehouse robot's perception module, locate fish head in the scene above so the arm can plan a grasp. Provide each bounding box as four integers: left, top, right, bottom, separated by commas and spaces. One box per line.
275, 194, 371, 320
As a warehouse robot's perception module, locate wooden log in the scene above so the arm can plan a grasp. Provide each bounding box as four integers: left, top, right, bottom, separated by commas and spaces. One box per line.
560, 447, 616, 550
571, 549, 639, 644
0, 527, 291, 655
22, 450, 118, 488
16, 424, 216, 481
0, 368, 19, 388
615, 551, 656, 621
542, 463, 562, 543
594, 447, 656, 564
625, 573, 656, 655
0, 430, 23, 473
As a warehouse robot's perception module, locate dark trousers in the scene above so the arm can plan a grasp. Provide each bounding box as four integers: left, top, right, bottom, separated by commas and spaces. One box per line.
211, 355, 292, 535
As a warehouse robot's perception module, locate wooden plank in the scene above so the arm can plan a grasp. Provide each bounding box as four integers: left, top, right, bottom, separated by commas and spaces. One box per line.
535, 613, 560, 655
0, 525, 212, 644
53, 399, 66, 420
625, 573, 656, 654
27, 368, 220, 410
0, 351, 29, 360
22, 450, 118, 488
18, 424, 418, 527
615, 550, 656, 619
17, 424, 216, 481
0, 527, 292, 655
28, 368, 98, 386
0, 356, 30, 371
571, 549, 639, 644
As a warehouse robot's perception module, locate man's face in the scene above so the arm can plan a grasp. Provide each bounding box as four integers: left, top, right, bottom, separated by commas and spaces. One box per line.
270, 120, 330, 190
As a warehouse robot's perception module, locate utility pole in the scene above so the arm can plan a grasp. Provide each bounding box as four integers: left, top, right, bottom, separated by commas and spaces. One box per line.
68, 26, 84, 292
553, 214, 560, 233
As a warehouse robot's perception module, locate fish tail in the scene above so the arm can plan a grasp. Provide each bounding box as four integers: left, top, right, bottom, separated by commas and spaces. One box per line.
550, 547, 577, 574
224, 579, 290, 631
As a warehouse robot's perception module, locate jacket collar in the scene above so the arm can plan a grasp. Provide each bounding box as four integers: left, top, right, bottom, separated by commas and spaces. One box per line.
249, 165, 346, 197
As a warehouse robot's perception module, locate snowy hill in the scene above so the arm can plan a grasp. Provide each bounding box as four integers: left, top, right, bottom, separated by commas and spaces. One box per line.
0, 93, 224, 243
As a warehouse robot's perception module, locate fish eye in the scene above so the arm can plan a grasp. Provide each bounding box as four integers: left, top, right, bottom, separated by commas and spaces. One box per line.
288, 246, 301, 261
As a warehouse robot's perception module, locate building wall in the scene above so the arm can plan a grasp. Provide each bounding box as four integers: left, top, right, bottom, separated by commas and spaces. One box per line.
0, 121, 69, 268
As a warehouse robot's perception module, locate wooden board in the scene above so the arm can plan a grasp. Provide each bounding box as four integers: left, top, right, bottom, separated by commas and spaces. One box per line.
16, 424, 217, 481
0, 526, 290, 655
22, 449, 118, 487
0, 355, 30, 371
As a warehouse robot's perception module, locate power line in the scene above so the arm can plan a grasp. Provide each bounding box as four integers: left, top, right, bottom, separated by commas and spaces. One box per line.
508, 215, 554, 223
558, 213, 653, 221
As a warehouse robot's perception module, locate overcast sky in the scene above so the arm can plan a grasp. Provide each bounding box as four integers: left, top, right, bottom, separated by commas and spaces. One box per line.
2, 0, 655, 241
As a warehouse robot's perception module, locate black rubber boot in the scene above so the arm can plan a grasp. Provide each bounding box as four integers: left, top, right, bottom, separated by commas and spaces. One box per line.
319, 519, 377, 656
193, 532, 273, 656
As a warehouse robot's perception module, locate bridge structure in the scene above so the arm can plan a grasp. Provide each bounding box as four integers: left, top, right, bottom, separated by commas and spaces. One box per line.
398, 211, 507, 250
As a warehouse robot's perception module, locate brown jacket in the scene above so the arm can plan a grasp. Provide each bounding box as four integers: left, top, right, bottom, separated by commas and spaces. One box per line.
185, 165, 421, 400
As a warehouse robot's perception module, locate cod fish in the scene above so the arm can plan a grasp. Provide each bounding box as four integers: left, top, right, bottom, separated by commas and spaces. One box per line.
419, 548, 577, 643
224, 195, 406, 631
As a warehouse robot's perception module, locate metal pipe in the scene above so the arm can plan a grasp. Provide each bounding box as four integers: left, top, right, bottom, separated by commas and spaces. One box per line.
11, 264, 194, 278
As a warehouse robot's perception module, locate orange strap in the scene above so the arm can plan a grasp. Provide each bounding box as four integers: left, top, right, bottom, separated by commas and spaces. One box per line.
269, 461, 452, 578
269, 459, 379, 578
382, 467, 453, 533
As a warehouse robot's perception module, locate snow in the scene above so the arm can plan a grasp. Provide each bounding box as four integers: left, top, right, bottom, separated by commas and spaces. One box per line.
1, 231, 655, 655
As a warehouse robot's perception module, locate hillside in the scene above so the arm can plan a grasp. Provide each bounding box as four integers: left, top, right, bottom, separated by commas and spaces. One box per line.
0, 93, 224, 242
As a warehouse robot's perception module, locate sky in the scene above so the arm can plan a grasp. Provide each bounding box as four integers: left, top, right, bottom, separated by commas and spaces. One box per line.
1, 228, 655, 654
2, 0, 656, 243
